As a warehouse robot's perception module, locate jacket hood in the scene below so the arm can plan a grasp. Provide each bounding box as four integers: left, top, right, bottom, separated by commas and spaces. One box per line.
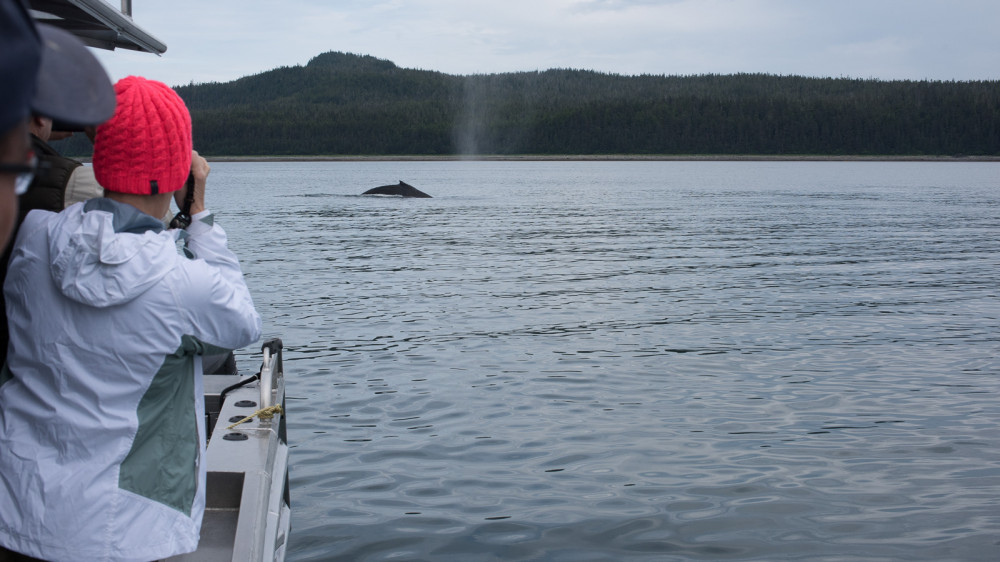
49, 199, 179, 307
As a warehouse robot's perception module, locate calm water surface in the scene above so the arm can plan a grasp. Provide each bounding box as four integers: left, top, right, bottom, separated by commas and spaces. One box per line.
210, 161, 1000, 561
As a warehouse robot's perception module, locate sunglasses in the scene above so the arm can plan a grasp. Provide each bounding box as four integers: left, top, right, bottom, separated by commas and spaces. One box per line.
0, 152, 37, 196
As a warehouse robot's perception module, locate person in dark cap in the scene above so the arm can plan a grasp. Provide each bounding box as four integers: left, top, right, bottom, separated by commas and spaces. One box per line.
0, 2, 116, 253
23, 24, 115, 214
0, 0, 43, 252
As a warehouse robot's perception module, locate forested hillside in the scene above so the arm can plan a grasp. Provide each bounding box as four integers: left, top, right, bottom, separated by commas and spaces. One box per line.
58, 52, 1000, 157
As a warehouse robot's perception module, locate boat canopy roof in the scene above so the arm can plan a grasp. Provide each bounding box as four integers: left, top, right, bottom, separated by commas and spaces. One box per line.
29, 0, 165, 54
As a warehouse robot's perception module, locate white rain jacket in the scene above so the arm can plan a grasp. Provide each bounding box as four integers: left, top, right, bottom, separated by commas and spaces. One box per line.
0, 198, 262, 562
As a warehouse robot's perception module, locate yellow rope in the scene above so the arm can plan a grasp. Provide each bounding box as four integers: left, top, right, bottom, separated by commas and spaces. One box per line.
226, 405, 283, 429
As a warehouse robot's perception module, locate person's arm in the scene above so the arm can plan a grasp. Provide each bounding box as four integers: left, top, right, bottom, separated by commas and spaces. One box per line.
175, 249, 262, 352
175, 150, 261, 350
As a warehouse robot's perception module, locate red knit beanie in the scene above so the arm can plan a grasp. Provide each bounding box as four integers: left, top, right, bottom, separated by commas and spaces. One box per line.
93, 76, 192, 195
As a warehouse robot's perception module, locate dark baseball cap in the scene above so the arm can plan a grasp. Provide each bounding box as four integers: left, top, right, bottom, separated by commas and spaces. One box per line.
0, 1, 115, 136
33, 24, 116, 130
0, 0, 41, 134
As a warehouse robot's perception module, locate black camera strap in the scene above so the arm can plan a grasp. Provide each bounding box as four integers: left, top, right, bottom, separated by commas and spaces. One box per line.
169, 174, 196, 230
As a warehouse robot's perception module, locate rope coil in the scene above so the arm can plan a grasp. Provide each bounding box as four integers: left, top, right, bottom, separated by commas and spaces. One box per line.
226, 405, 283, 429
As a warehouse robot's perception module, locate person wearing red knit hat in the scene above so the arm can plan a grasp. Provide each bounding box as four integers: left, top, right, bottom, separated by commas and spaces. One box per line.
0, 76, 261, 562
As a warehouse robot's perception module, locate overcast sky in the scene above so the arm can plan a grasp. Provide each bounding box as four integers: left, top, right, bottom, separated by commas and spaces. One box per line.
94, 0, 999, 88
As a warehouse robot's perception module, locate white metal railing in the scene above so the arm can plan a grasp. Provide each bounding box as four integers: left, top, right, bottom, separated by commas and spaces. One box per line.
259, 347, 273, 409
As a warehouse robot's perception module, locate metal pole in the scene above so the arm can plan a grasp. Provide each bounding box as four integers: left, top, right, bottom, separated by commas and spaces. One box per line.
120, 0, 132, 17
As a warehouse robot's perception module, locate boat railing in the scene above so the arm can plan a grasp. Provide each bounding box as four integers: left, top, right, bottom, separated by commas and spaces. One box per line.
259, 338, 283, 410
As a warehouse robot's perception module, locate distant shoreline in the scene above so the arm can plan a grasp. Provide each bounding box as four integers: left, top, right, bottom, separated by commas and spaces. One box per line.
203, 154, 1000, 163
